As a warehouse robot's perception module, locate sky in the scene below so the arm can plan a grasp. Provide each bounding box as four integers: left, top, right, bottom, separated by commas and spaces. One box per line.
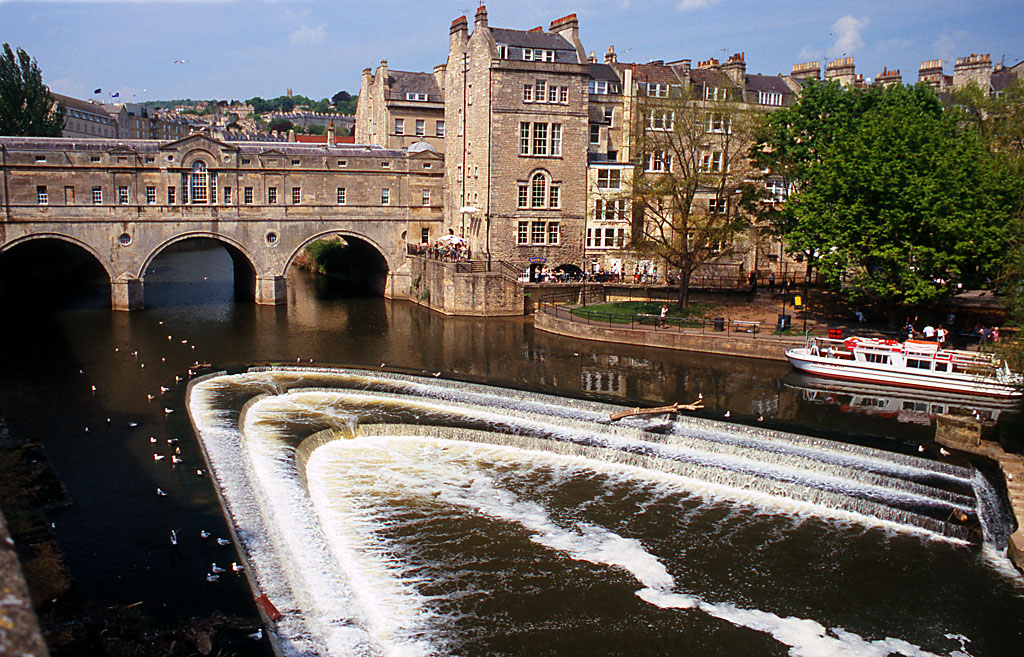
1, 0, 1021, 104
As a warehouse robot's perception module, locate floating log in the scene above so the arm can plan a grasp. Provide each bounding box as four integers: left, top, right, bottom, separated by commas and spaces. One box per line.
609, 400, 703, 422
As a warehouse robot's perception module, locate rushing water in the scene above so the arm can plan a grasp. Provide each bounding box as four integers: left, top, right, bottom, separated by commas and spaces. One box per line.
1, 244, 1023, 656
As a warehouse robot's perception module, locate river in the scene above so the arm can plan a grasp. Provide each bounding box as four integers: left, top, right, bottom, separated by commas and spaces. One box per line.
1, 244, 1022, 656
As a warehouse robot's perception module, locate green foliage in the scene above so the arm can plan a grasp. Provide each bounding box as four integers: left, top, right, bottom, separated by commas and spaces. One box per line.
755, 81, 1023, 311
0, 43, 64, 136
267, 118, 293, 134
332, 92, 358, 115
306, 124, 326, 136
303, 239, 348, 274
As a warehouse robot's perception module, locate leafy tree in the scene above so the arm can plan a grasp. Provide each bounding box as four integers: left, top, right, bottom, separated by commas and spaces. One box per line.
332, 90, 351, 107
627, 81, 759, 305
0, 43, 64, 136
755, 81, 1022, 315
306, 123, 326, 136
267, 118, 293, 134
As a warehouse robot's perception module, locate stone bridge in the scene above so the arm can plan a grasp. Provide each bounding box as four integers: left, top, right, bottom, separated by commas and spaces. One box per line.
0, 135, 444, 309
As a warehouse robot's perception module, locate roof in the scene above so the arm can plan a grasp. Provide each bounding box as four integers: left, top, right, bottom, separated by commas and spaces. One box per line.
589, 63, 620, 82
50, 93, 115, 117
744, 74, 791, 95
489, 27, 574, 51
689, 67, 736, 90
0, 136, 402, 157
624, 62, 682, 84
387, 70, 442, 99
991, 70, 1020, 93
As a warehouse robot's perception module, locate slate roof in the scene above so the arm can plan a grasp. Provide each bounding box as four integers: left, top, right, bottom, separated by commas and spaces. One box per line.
589, 63, 620, 82
0, 136, 404, 158
623, 62, 682, 85
489, 28, 574, 51
387, 71, 442, 100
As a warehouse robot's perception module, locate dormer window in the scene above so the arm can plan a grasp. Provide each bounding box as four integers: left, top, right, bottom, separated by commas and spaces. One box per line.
497, 44, 509, 59
405, 92, 428, 101
705, 86, 726, 101
646, 83, 670, 98
758, 91, 783, 106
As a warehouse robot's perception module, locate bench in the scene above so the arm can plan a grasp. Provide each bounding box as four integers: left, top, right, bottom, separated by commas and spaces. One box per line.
732, 320, 761, 334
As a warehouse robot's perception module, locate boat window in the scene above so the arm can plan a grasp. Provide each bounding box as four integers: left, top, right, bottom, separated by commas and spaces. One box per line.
934, 362, 947, 372
864, 353, 890, 364
907, 359, 931, 370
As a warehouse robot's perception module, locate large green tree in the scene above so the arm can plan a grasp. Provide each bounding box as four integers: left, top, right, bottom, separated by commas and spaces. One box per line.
754, 80, 1022, 313
0, 43, 64, 136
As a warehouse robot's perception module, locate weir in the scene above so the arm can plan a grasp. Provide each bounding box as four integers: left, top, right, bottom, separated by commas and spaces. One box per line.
188, 366, 1018, 657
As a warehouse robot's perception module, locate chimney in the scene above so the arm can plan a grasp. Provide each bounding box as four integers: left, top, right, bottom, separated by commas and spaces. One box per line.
475, 4, 488, 30
327, 120, 335, 146
450, 15, 468, 41
874, 67, 901, 87
918, 59, 948, 93
550, 13, 587, 63
791, 61, 820, 81
953, 53, 992, 90
825, 57, 856, 86
721, 52, 746, 84
605, 45, 617, 64
588, 51, 597, 63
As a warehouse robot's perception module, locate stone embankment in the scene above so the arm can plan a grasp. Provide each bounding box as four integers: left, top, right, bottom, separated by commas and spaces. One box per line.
935, 415, 1024, 573
534, 305, 803, 361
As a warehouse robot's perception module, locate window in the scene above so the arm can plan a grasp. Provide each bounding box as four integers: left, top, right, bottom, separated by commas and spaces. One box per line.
292, 187, 301, 204
523, 84, 533, 102
241, 158, 251, 164
586, 227, 626, 248
645, 151, 671, 172
535, 80, 546, 102
758, 91, 783, 106
145, 156, 154, 164
189, 161, 209, 203
548, 85, 558, 103
708, 198, 726, 214
765, 179, 789, 202
405, 92, 428, 101
337, 187, 346, 205
648, 110, 674, 130
167, 186, 176, 204
548, 184, 560, 208
223, 186, 232, 204
421, 227, 430, 243
524, 172, 559, 209
146, 186, 156, 204
705, 86, 726, 101
435, 121, 445, 137
699, 151, 724, 173
421, 189, 431, 206
497, 44, 509, 59
381, 161, 391, 169
118, 185, 129, 205
90, 155, 101, 163
560, 86, 569, 103
532, 221, 546, 244
595, 198, 628, 221
597, 169, 621, 189
381, 188, 390, 205
523, 48, 534, 61
548, 222, 559, 244
423, 163, 432, 169
531, 173, 547, 208
244, 187, 253, 204
907, 359, 931, 370
394, 118, 404, 135
268, 187, 277, 204
415, 119, 424, 136
291, 159, 300, 166
337, 159, 347, 167
35, 154, 46, 162
36, 185, 47, 205
518, 184, 529, 208
588, 80, 619, 95
864, 353, 890, 364
517, 221, 529, 244
519, 122, 562, 157
522, 221, 559, 245
604, 106, 613, 122
64, 186, 74, 204
590, 124, 600, 144
646, 83, 669, 97
706, 112, 730, 133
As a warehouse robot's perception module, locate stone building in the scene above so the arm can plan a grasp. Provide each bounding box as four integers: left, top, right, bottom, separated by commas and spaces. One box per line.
443, 7, 590, 275
356, 61, 446, 153
52, 93, 119, 138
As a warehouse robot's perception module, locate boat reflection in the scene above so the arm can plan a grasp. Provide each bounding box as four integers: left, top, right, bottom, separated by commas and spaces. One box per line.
783, 371, 1022, 425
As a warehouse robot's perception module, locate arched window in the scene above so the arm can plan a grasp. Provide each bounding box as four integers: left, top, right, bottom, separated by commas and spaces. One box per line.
189, 161, 208, 203
518, 171, 560, 209
531, 172, 547, 208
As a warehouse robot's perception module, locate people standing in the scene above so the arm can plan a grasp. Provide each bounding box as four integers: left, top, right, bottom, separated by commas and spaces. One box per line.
659, 304, 668, 328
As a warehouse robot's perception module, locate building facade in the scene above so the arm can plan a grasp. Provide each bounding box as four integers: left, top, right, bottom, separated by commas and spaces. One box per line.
356, 61, 446, 153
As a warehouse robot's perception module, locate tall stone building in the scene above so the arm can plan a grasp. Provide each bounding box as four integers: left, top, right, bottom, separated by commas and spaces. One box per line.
356, 61, 446, 153
444, 7, 590, 273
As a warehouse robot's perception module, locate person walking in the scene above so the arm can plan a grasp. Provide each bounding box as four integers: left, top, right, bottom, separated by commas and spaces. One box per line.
659, 304, 668, 328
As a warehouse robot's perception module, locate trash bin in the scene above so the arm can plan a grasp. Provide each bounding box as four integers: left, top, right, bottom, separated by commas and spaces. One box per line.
777, 314, 791, 331
712, 317, 725, 332
828, 328, 843, 340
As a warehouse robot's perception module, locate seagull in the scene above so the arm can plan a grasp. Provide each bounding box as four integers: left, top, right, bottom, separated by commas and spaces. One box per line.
296, 357, 301, 363
196, 469, 205, 477
164, 408, 174, 414
173, 59, 188, 64
1008, 473, 1014, 481
131, 350, 138, 357
167, 437, 178, 444
160, 386, 170, 393
201, 530, 210, 539
158, 321, 163, 325
128, 421, 138, 427
91, 385, 97, 392
153, 453, 165, 461
175, 376, 182, 382
106, 417, 111, 423
211, 563, 225, 574
380, 362, 386, 368
140, 363, 145, 369
147, 394, 155, 400
181, 340, 188, 344
169, 530, 178, 546
939, 447, 951, 457
161, 358, 166, 362
171, 455, 183, 465
167, 336, 172, 340
79, 369, 84, 374
724, 410, 731, 418
156, 488, 166, 496
216, 537, 230, 546
85, 427, 89, 432
432, 372, 441, 377
917, 445, 925, 453
757, 415, 764, 422
231, 562, 244, 572
115, 348, 119, 352
247, 628, 263, 640
174, 447, 181, 454
149, 436, 157, 443
206, 573, 219, 583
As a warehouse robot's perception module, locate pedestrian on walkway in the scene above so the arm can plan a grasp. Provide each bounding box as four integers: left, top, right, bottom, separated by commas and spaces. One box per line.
660, 304, 668, 328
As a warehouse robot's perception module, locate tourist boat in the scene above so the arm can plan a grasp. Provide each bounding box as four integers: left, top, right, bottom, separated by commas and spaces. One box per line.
785, 336, 1023, 398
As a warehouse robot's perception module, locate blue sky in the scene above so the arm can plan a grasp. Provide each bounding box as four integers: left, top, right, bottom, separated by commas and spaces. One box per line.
1, 0, 1021, 103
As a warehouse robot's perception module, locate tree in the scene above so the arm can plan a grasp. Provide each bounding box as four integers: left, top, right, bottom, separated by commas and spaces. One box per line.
267, 118, 293, 134
0, 43, 64, 136
331, 90, 351, 107
627, 80, 759, 305
755, 81, 1022, 316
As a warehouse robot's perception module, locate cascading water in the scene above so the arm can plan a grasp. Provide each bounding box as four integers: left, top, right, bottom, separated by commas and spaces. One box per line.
188, 366, 1022, 657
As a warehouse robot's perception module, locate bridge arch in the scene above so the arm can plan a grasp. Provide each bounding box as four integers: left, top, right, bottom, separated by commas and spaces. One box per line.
0, 232, 115, 281
140, 232, 260, 305
0, 233, 114, 307
285, 229, 394, 297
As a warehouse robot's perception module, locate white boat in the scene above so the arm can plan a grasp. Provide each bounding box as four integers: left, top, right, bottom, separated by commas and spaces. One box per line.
785, 336, 1023, 398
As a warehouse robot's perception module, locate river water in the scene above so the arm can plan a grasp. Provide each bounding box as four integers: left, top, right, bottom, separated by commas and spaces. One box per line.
1, 245, 1023, 656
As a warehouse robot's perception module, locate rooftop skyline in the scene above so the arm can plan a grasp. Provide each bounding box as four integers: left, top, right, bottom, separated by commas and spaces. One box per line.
1, 0, 1020, 104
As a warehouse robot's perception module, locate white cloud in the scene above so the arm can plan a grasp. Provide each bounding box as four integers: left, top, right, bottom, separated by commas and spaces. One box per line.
932, 30, 969, 65
797, 46, 819, 62
828, 14, 869, 58
289, 23, 326, 46
676, 0, 719, 10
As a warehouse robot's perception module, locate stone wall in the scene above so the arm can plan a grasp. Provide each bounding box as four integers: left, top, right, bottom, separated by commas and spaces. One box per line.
407, 256, 524, 316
